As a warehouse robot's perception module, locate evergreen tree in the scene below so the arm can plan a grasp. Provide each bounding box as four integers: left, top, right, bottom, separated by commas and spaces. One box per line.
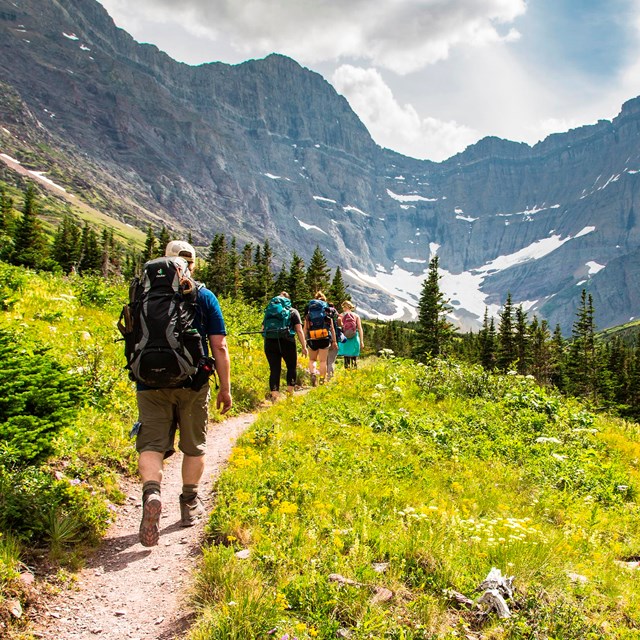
226, 237, 241, 298
567, 289, 598, 401
628, 338, 640, 420
78, 224, 101, 273
101, 228, 115, 278
202, 234, 229, 296
496, 293, 516, 371
529, 316, 552, 386
514, 305, 530, 374
11, 185, 48, 268
240, 243, 256, 304
157, 226, 171, 254
51, 215, 81, 273
549, 324, 567, 391
305, 245, 331, 296
412, 256, 452, 361
328, 266, 349, 306
254, 240, 274, 305
288, 252, 309, 308
142, 225, 158, 263
479, 308, 497, 370
273, 264, 289, 296
0, 187, 12, 232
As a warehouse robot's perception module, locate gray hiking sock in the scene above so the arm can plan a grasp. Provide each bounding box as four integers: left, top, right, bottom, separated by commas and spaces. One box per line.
181, 483, 199, 501
142, 480, 161, 499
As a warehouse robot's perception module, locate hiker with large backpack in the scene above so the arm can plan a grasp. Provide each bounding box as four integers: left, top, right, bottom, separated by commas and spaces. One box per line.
262, 291, 308, 401
338, 299, 364, 369
118, 240, 232, 547
304, 291, 338, 386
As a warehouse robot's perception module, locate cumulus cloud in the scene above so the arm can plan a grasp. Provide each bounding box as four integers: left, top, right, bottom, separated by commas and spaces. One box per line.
332, 65, 477, 161
99, 0, 526, 74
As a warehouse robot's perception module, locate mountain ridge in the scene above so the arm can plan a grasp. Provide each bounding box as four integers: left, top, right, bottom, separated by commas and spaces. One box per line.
0, 0, 639, 332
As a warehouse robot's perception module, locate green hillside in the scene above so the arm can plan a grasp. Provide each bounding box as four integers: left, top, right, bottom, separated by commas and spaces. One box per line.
191, 359, 640, 639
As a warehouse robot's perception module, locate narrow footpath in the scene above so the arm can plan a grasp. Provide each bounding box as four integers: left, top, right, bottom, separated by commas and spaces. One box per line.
28, 412, 258, 640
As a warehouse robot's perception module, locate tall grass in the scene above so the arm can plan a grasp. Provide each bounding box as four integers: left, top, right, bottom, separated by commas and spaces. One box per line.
193, 358, 640, 639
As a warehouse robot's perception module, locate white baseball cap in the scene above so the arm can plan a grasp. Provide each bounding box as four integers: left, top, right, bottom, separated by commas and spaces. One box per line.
165, 240, 196, 262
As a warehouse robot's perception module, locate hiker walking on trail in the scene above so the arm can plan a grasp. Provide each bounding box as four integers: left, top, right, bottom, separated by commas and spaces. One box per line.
304, 291, 338, 386
326, 300, 343, 380
338, 300, 364, 369
262, 291, 308, 401
120, 240, 232, 548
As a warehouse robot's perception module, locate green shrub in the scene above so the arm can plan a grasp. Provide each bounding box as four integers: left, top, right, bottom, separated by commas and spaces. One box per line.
0, 329, 86, 464
0, 459, 109, 544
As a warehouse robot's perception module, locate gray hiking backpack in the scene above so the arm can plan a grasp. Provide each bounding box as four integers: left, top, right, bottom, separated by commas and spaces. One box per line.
118, 257, 204, 388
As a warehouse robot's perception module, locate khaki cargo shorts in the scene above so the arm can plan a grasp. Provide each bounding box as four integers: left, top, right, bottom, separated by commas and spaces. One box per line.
136, 384, 210, 458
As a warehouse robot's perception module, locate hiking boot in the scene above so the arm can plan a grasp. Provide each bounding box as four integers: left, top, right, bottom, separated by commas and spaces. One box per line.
310, 373, 318, 387
180, 494, 205, 527
139, 492, 162, 547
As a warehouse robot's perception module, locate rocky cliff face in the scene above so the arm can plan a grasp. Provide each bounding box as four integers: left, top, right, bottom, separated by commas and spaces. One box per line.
0, 0, 639, 333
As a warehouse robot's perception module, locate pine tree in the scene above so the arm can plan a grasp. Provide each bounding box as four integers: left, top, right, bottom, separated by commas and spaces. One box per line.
11, 185, 48, 268
78, 224, 101, 273
240, 243, 256, 304
305, 245, 331, 296
202, 234, 229, 296
142, 225, 158, 262
0, 187, 13, 232
567, 289, 598, 401
101, 228, 115, 277
226, 237, 241, 299
254, 240, 274, 305
496, 293, 516, 371
51, 215, 81, 273
529, 316, 552, 385
288, 252, 309, 308
328, 266, 349, 306
514, 305, 530, 374
412, 256, 452, 361
628, 337, 640, 420
157, 226, 171, 254
273, 264, 289, 296
549, 324, 567, 391
479, 308, 497, 370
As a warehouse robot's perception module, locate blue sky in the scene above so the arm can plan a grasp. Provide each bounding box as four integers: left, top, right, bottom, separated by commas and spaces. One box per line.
96, 0, 640, 162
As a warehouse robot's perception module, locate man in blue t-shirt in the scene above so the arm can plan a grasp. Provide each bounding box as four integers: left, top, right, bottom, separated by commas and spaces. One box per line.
137, 240, 232, 547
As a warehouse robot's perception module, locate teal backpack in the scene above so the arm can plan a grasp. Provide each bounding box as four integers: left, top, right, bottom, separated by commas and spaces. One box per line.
263, 296, 293, 338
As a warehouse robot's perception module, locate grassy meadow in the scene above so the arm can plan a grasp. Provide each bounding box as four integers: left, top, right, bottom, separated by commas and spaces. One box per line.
3, 262, 640, 638
191, 358, 640, 639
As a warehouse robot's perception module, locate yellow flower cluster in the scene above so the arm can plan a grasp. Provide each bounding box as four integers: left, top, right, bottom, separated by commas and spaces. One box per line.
229, 446, 262, 468
277, 501, 298, 515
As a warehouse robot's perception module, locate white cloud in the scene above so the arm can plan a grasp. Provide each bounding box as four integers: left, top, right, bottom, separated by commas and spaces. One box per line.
99, 0, 526, 74
332, 65, 477, 161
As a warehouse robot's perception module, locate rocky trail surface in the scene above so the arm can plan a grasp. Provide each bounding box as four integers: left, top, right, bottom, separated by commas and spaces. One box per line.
27, 412, 258, 640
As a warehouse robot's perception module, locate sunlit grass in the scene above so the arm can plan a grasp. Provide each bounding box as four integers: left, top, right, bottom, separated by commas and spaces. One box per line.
194, 358, 640, 639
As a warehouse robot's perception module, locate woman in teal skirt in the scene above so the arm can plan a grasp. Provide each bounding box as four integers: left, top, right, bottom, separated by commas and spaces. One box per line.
338, 300, 364, 368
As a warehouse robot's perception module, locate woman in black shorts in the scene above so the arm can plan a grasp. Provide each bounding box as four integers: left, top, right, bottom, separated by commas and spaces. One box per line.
263, 292, 308, 401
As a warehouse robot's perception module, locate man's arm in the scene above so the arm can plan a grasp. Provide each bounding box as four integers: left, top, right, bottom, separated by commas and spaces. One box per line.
209, 334, 232, 414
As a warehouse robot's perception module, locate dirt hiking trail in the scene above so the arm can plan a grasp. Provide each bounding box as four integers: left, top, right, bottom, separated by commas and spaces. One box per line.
28, 412, 258, 640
